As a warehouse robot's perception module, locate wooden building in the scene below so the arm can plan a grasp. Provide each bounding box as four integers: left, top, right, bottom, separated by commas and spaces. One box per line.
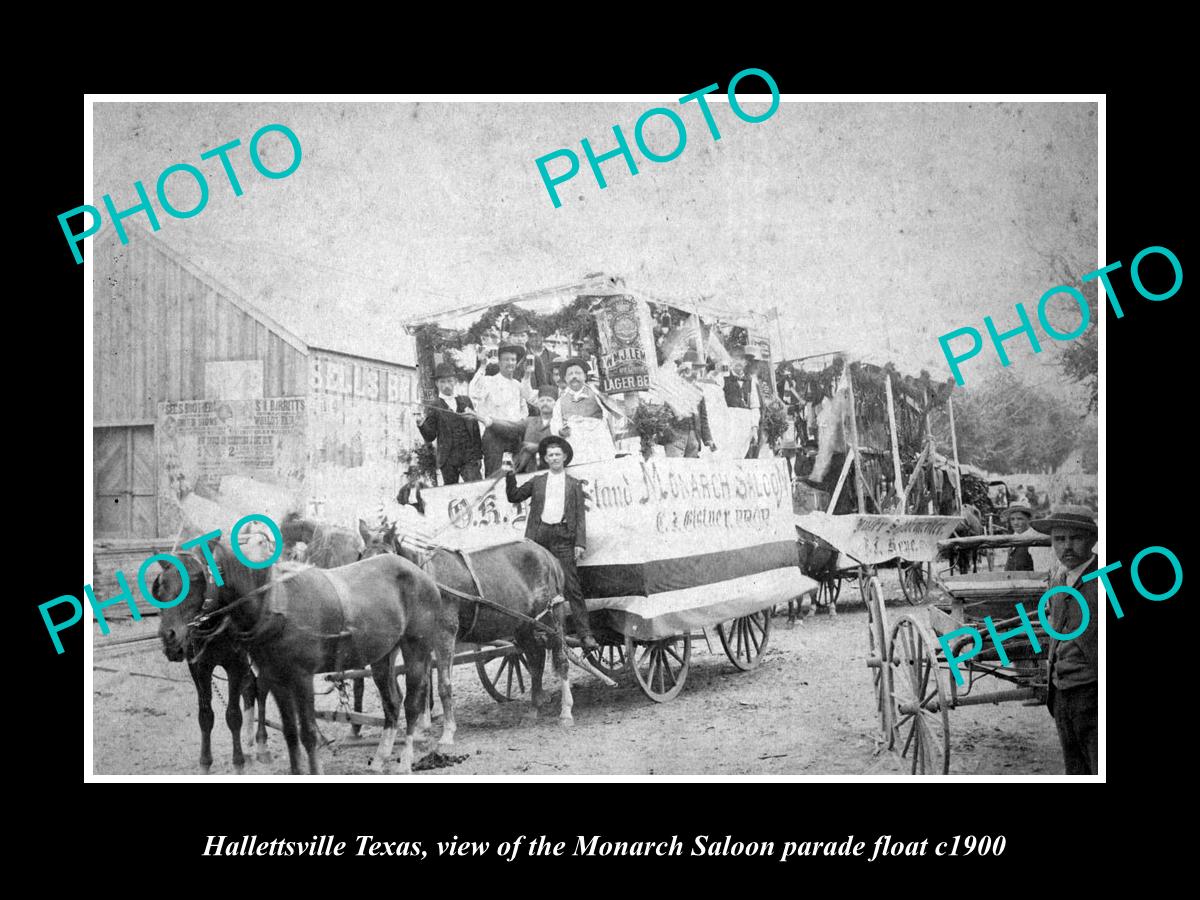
91, 227, 421, 607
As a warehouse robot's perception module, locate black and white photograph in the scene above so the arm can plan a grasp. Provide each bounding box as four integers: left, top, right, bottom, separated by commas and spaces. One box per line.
85, 95, 1104, 779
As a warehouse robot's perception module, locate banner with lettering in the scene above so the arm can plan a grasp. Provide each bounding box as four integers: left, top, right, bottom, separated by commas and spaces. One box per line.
794, 511, 963, 564
592, 294, 654, 394
420, 457, 796, 565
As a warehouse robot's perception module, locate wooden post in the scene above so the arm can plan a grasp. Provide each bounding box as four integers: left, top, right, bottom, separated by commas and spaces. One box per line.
948, 395, 964, 514
885, 374, 904, 503
843, 365, 867, 514
923, 389, 936, 514
826, 448, 855, 514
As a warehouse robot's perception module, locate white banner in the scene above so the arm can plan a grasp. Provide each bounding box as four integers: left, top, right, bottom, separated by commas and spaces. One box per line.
419, 457, 796, 565
794, 511, 963, 564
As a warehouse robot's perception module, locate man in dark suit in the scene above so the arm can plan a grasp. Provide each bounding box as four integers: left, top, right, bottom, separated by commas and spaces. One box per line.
525, 327, 557, 390
396, 465, 426, 514
1031, 505, 1099, 775
417, 363, 483, 485
723, 353, 753, 409
503, 436, 596, 652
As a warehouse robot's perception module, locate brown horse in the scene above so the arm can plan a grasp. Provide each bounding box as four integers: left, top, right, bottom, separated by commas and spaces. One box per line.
368, 520, 577, 741
155, 550, 269, 773
280, 513, 369, 735
159, 538, 454, 775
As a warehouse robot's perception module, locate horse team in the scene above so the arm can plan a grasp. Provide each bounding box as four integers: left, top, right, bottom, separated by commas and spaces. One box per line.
154, 514, 575, 775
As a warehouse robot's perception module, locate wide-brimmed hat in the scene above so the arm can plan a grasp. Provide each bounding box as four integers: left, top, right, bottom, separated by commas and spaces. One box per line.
1030, 504, 1097, 535
497, 343, 526, 362
538, 435, 573, 465
561, 356, 589, 376
537, 384, 559, 399
433, 362, 458, 381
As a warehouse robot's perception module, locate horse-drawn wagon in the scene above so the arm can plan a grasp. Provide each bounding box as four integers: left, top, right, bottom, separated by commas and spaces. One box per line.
405, 454, 815, 704
880, 530, 1055, 774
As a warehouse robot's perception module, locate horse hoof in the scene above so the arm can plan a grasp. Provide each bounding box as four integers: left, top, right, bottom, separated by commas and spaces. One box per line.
367, 757, 390, 774
234, 764, 246, 775
256, 748, 272, 764
558, 715, 575, 729
198, 765, 212, 776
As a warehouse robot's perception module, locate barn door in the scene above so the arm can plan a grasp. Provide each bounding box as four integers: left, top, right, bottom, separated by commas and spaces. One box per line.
94, 426, 158, 537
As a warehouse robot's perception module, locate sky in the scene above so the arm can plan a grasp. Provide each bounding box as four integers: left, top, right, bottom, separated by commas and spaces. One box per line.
92, 99, 1098, 396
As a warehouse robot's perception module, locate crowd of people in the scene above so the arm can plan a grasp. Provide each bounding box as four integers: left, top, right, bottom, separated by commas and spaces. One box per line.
404, 315, 791, 502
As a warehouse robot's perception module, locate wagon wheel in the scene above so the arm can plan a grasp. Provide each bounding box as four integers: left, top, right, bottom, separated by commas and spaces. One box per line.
863, 575, 895, 746
476, 646, 543, 703
584, 641, 629, 679
888, 615, 951, 775
716, 609, 772, 671
898, 561, 932, 605
625, 633, 691, 702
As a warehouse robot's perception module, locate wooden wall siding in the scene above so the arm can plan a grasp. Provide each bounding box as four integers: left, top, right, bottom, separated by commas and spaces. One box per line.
94, 237, 308, 423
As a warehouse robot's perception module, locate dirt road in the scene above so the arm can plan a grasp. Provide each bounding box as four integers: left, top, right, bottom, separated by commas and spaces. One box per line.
92, 577, 1063, 776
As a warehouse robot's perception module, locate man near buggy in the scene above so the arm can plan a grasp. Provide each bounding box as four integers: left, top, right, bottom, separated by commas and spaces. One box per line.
417, 362, 483, 485
1032, 504, 1099, 775
1003, 497, 1035, 571
503, 436, 598, 653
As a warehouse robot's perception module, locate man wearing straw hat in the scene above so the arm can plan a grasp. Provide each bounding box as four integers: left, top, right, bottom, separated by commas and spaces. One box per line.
1031, 504, 1099, 775
503, 436, 597, 652
418, 362, 483, 485
1003, 497, 1035, 571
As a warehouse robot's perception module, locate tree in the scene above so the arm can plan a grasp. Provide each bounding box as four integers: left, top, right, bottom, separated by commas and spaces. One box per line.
1060, 322, 1098, 413
938, 370, 1087, 473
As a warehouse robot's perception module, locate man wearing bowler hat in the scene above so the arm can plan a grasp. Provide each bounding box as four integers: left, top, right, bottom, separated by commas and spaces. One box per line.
418, 362, 482, 484
503, 436, 597, 652
1032, 504, 1099, 775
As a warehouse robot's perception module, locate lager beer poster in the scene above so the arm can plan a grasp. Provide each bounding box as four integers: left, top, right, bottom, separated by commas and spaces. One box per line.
593, 294, 654, 394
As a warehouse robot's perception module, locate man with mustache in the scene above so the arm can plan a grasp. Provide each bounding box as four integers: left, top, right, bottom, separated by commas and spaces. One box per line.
1031, 504, 1099, 775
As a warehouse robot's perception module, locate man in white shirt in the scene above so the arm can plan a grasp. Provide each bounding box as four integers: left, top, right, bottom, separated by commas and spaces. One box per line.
503, 436, 596, 651
468, 343, 534, 475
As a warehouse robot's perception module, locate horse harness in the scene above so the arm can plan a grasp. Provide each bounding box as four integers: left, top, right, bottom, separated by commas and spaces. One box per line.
407, 540, 560, 644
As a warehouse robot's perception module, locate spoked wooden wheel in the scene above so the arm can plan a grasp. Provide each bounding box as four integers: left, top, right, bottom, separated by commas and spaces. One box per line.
625, 633, 691, 702
716, 609, 772, 671
898, 561, 932, 605
863, 575, 895, 746
584, 642, 629, 679
476, 646, 543, 703
888, 615, 951, 775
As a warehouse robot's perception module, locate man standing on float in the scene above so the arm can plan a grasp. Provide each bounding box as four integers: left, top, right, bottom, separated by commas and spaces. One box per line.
503, 436, 597, 652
